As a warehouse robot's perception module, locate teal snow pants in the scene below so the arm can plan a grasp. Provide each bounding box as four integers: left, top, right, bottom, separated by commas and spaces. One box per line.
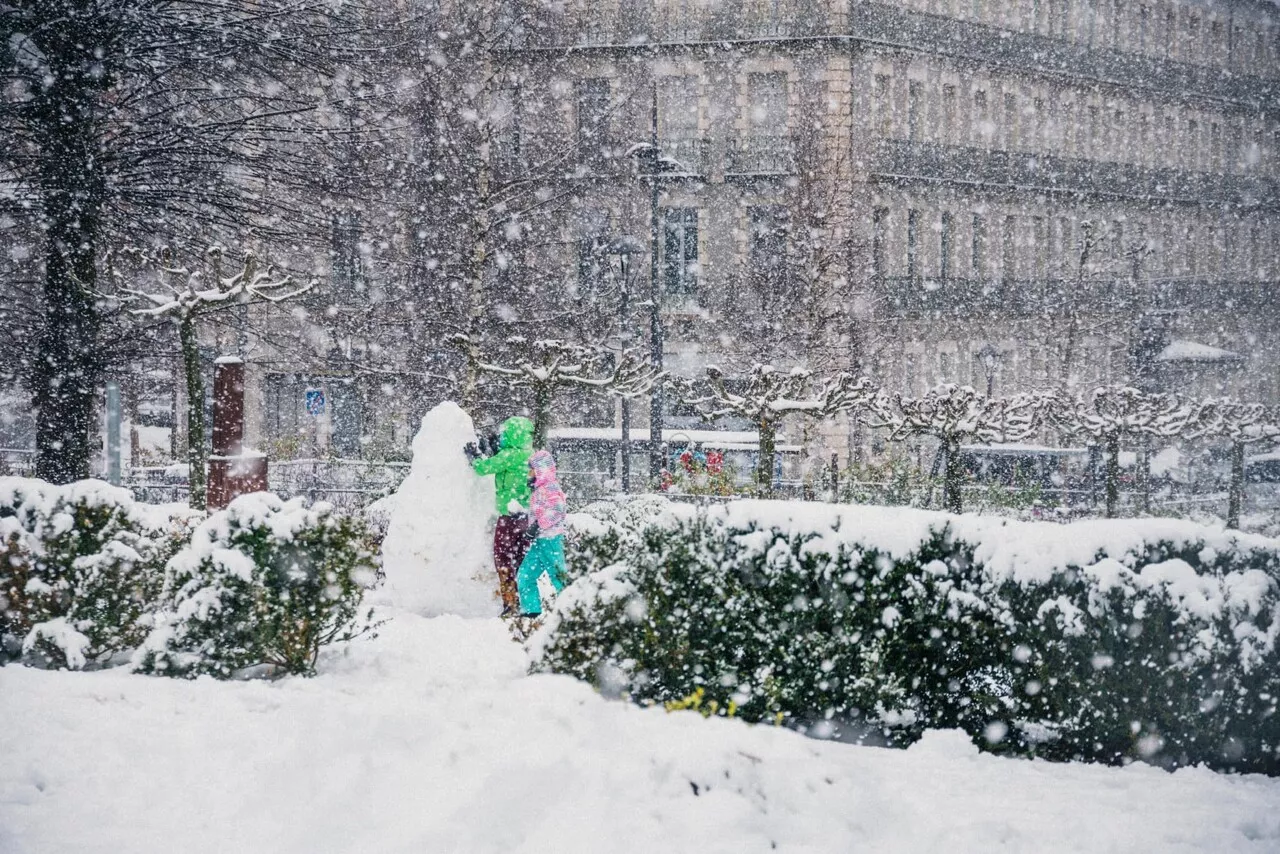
516, 535, 568, 615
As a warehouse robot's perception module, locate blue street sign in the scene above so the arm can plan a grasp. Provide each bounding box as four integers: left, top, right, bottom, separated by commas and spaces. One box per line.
305, 388, 326, 417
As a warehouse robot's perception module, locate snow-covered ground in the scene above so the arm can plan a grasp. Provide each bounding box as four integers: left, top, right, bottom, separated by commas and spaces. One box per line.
3, 611, 1278, 854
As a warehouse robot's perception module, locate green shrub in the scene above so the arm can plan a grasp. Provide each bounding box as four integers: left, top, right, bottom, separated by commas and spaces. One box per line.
0, 478, 194, 669
137, 493, 381, 679
537, 498, 1280, 774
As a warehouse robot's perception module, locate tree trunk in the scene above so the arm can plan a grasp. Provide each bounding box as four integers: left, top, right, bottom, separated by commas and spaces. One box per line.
460, 153, 492, 416
532, 381, 553, 451
757, 416, 776, 497
1228, 440, 1245, 530
1137, 437, 1151, 514
459, 341, 481, 416
180, 316, 208, 510
32, 61, 105, 484
942, 435, 963, 514
1104, 433, 1120, 519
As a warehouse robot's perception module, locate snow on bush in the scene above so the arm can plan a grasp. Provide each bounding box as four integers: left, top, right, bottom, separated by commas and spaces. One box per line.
535, 497, 1280, 774
136, 493, 381, 679
0, 478, 196, 669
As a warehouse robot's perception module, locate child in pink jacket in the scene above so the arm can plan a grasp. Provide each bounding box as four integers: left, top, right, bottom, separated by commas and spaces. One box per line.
516, 450, 569, 617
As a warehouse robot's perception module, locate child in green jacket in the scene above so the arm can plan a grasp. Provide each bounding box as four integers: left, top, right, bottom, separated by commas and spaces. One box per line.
465, 416, 534, 614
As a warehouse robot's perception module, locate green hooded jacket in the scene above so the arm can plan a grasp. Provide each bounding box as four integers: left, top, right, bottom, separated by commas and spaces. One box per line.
471, 416, 535, 515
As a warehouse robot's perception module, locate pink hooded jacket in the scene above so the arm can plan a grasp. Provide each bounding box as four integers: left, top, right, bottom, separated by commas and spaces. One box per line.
528, 450, 568, 538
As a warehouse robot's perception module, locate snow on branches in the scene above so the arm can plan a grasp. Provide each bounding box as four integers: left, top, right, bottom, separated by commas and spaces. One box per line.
471, 337, 663, 447
1188, 400, 1280, 527
119, 246, 314, 322
1050, 386, 1194, 443
863, 384, 1042, 513
684, 364, 876, 494
117, 246, 315, 510
1049, 386, 1196, 518
865, 384, 1041, 447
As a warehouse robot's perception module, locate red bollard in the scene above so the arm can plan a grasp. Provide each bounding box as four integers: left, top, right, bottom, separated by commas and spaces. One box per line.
207, 357, 268, 510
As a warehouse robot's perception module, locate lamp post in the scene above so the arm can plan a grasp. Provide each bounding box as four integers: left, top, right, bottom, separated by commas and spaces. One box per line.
609, 236, 645, 493
628, 82, 687, 481
977, 343, 1001, 397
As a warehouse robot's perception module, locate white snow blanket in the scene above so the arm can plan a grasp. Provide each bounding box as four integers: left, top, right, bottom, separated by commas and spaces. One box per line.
1, 611, 1277, 853
379, 402, 498, 617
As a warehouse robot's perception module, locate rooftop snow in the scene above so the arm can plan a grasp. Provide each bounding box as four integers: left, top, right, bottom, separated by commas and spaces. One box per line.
1155, 340, 1244, 363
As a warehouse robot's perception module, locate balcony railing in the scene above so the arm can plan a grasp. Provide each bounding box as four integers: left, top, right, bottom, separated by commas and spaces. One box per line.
875, 276, 1280, 317
726, 136, 795, 176
848, 2, 1275, 111
869, 140, 1280, 209
638, 137, 711, 177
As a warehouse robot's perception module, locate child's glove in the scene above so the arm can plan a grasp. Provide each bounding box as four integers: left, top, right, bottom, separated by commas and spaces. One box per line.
463, 442, 481, 462
523, 521, 540, 544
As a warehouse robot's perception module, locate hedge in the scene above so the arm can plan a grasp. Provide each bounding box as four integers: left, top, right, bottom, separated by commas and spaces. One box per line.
533, 498, 1280, 774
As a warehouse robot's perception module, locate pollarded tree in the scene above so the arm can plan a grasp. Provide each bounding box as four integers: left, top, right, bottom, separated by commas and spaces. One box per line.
120, 247, 314, 510
864, 384, 1042, 514
1188, 400, 1280, 529
687, 365, 875, 496
469, 337, 662, 450
1049, 386, 1194, 519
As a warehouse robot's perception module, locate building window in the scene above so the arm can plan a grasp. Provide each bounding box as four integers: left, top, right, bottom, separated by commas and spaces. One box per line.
576, 77, 612, 164
1002, 215, 1016, 284
658, 76, 699, 145
972, 213, 987, 279
492, 86, 523, 177
748, 72, 787, 139
661, 208, 699, 295
874, 74, 892, 136
974, 89, 989, 147
941, 85, 957, 143
330, 210, 364, 300
908, 80, 923, 142
1032, 216, 1048, 281
940, 211, 953, 281
749, 206, 790, 309
872, 207, 889, 279
907, 209, 920, 279
1003, 92, 1018, 149
575, 209, 611, 298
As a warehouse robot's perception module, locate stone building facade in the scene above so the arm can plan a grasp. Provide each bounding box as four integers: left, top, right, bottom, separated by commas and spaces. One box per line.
226, 0, 1279, 474
492, 0, 1280, 438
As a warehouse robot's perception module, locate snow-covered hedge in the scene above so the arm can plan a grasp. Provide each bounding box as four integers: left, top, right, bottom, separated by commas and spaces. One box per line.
535, 498, 1280, 774
136, 493, 381, 678
0, 478, 195, 669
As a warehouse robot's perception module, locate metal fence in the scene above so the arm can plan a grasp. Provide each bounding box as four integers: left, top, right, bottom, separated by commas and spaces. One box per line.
65, 458, 410, 510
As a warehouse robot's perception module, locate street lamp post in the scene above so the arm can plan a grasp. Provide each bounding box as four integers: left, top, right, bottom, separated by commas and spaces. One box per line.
628, 81, 697, 482
609, 236, 645, 493
977, 343, 1001, 397
646, 83, 664, 481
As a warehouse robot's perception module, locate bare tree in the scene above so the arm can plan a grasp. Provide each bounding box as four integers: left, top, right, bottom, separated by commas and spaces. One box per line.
864, 384, 1041, 514
686, 366, 874, 496
121, 248, 314, 509
1050, 386, 1194, 519
1, 0, 349, 482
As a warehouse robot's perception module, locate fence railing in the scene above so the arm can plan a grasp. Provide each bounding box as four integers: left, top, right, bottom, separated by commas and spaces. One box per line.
2, 452, 1276, 526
